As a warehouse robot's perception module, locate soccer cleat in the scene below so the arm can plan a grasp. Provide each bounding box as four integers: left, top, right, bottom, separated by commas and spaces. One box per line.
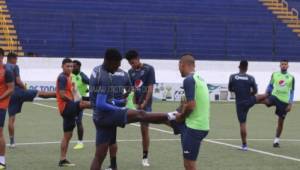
58, 159, 76, 167
142, 158, 150, 167
0, 163, 5, 169
241, 145, 248, 151
167, 111, 177, 121
8, 143, 16, 149
73, 143, 84, 150
105, 167, 117, 170
273, 142, 280, 148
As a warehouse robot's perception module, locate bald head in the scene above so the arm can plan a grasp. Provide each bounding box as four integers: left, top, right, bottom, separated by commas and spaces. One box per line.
179, 53, 196, 77
180, 54, 195, 66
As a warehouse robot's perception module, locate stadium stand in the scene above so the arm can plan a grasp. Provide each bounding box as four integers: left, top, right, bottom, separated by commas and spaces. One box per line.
2, 0, 300, 60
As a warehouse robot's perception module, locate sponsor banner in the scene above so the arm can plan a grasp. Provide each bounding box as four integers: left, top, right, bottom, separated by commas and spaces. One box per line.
25, 81, 233, 102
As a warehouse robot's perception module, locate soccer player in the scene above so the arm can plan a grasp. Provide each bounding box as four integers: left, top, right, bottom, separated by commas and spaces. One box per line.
5, 52, 56, 147
172, 54, 210, 170
89, 48, 178, 170
125, 50, 156, 166
262, 59, 295, 148
71, 60, 90, 150
228, 60, 266, 151
56, 58, 90, 167
105, 68, 132, 170
0, 48, 14, 169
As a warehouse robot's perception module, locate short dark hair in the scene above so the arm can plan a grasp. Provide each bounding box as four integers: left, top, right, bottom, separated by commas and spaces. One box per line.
280, 59, 288, 63
62, 58, 72, 65
125, 50, 139, 61
239, 60, 248, 69
7, 52, 18, 59
0, 48, 4, 56
104, 48, 122, 61
73, 60, 81, 67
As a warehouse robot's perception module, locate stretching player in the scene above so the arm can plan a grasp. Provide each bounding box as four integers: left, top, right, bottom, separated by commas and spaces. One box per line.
228, 60, 267, 151
57, 58, 90, 167
0, 48, 14, 169
125, 50, 156, 166
105, 68, 132, 170
5, 52, 56, 147
262, 59, 295, 148
89, 48, 178, 170
171, 54, 210, 170
71, 60, 90, 150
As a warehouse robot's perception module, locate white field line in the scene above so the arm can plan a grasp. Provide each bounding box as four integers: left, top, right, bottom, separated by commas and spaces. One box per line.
8, 138, 180, 147
33, 102, 300, 162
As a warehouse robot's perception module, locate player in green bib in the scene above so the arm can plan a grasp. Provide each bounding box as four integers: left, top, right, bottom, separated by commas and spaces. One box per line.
126, 92, 136, 109
71, 60, 90, 150
171, 54, 210, 170
263, 59, 295, 148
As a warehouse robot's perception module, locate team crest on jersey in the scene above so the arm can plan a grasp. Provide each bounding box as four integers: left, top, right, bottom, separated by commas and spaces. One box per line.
135, 79, 144, 88
279, 80, 286, 87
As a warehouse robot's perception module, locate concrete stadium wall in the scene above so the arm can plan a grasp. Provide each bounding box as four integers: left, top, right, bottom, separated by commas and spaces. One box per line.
13, 57, 300, 101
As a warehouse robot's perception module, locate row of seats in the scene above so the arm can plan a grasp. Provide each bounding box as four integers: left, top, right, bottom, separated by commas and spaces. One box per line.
5, 0, 300, 60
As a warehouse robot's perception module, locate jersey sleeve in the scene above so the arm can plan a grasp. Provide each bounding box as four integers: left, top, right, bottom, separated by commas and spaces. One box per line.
80, 72, 90, 84
58, 75, 68, 91
5, 69, 14, 83
183, 76, 195, 102
145, 66, 156, 86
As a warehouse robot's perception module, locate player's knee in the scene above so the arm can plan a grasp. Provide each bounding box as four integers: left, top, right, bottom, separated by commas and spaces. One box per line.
137, 110, 147, 119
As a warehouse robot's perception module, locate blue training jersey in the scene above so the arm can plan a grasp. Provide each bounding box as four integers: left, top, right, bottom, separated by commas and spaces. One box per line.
89, 65, 131, 119
128, 63, 156, 108
228, 73, 257, 103
5, 63, 21, 89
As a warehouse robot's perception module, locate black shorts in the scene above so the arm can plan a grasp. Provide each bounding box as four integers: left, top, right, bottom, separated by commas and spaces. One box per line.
268, 95, 289, 119
8, 89, 38, 116
0, 109, 6, 127
236, 96, 256, 123
61, 101, 81, 132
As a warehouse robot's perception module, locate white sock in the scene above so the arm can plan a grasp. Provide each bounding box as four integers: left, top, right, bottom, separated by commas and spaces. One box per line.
274, 137, 280, 144
167, 111, 177, 121
78, 141, 83, 144
0, 156, 5, 165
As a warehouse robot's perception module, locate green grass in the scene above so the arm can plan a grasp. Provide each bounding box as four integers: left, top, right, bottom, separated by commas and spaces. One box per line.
4, 101, 300, 170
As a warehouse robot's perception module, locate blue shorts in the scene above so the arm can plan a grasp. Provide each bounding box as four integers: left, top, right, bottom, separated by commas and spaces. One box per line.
268, 95, 289, 119
8, 89, 38, 116
75, 110, 83, 125
236, 96, 257, 123
62, 101, 81, 132
93, 108, 128, 128
93, 109, 128, 145
170, 122, 208, 161
0, 109, 6, 127
94, 125, 117, 145
180, 124, 208, 161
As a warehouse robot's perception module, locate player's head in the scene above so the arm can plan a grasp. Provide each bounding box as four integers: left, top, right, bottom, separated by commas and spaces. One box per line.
62, 58, 73, 75
0, 48, 4, 62
280, 59, 289, 72
239, 60, 248, 73
179, 53, 195, 77
103, 48, 122, 73
72, 60, 81, 74
7, 52, 18, 64
125, 50, 141, 70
